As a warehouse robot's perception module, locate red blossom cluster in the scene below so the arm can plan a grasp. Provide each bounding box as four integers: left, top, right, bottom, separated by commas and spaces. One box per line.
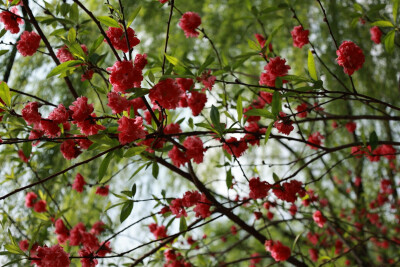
259, 56, 291, 87
169, 190, 212, 219
179, 12, 201, 38
290, 25, 309, 48
336, 41, 365, 75
25, 192, 47, 213
264, 240, 291, 262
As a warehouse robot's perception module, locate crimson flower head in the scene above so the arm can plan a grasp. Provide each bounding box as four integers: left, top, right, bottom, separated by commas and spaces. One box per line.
179, 12, 201, 38
193, 193, 212, 218
30, 245, 70, 267
107, 60, 143, 93
255, 33, 266, 47
370, 26, 382, 44
188, 91, 207, 116
25, 192, 38, 208
259, 57, 291, 87
107, 92, 130, 114
55, 219, 70, 244
0, 7, 24, 34
168, 146, 189, 167
22, 102, 42, 126
17, 31, 41, 57
274, 112, 294, 135
307, 132, 324, 150
295, 103, 308, 118
72, 173, 86, 193
69, 96, 94, 122
265, 240, 291, 262
18, 149, 29, 163
345, 121, 357, 133
60, 139, 81, 160
183, 136, 206, 164
96, 185, 110, 196
222, 137, 248, 158
313, 210, 327, 228
105, 27, 140, 53
249, 177, 270, 199
48, 104, 69, 124
34, 200, 47, 213
56, 44, 87, 63
336, 41, 365, 75
291, 25, 310, 48
117, 116, 146, 145
149, 78, 184, 109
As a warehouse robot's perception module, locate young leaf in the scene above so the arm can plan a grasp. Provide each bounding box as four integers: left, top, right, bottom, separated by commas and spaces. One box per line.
210, 105, 220, 128
369, 131, 379, 151
308, 50, 318, 81
152, 162, 159, 179
226, 168, 233, 189
22, 140, 32, 159
370, 20, 394, 27
244, 108, 274, 119
271, 91, 281, 116
97, 16, 120, 28
236, 95, 243, 123
0, 81, 11, 107
179, 216, 187, 237
394, 0, 399, 23
98, 151, 114, 182
47, 60, 82, 78
264, 122, 274, 144
127, 6, 142, 28
120, 200, 134, 223
131, 184, 137, 198
384, 29, 395, 54
67, 27, 76, 43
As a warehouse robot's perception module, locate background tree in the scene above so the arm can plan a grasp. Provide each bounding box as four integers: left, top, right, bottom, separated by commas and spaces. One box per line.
0, 0, 399, 266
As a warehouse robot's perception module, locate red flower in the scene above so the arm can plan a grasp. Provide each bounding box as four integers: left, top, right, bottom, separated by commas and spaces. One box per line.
164, 123, 182, 136
69, 222, 86, 246
96, 185, 109, 196
134, 53, 148, 70
168, 146, 189, 167
78, 248, 98, 267
244, 122, 262, 146
345, 121, 356, 133
255, 33, 266, 47
289, 204, 297, 216
107, 60, 143, 93
176, 78, 194, 92
60, 140, 81, 160
309, 248, 318, 262
69, 96, 94, 122
259, 57, 291, 87
107, 92, 130, 114
75, 114, 106, 136
272, 180, 304, 203
193, 193, 212, 218
31, 245, 70, 267
72, 173, 86, 193
307, 132, 324, 150
182, 191, 201, 207
197, 70, 216, 91
90, 221, 106, 236
230, 225, 238, 235
179, 12, 201, 38
19, 240, 29, 251
274, 112, 294, 135
48, 104, 69, 124
75, 135, 93, 150
265, 240, 291, 262
313, 210, 327, 228
34, 200, 47, 213
0, 7, 24, 34
105, 27, 140, 53
149, 78, 183, 110
81, 69, 94, 82
117, 116, 146, 144
170, 198, 187, 218
18, 149, 29, 163
249, 177, 270, 199
291, 25, 309, 48
222, 137, 248, 158
370, 26, 382, 44
183, 136, 206, 164
55, 219, 70, 244
188, 91, 207, 116
149, 223, 168, 239
40, 119, 61, 137
22, 102, 42, 126
17, 31, 41, 56
56, 44, 87, 63
25, 192, 38, 208
295, 103, 308, 118
336, 41, 365, 75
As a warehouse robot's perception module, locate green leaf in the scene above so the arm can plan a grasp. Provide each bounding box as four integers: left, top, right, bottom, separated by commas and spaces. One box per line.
127, 6, 142, 28
2, 258, 24, 266
291, 231, 304, 250
369, 131, 379, 151
67, 27, 76, 43
384, 29, 396, 54
89, 35, 104, 55
97, 16, 120, 28
129, 163, 147, 180
0, 81, 11, 107
47, 60, 82, 78
264, 122, 274, 144
210, 105, 220, 129
165, 54, 180, 66
226, 169, 233, 189
271, 91, 281, 117
0, 50, 8, 56
236, 95, 243, 123
179, 216, 187, 237
308, 50, 318, 81
124, 146, 146, 157
247, 38, 260, 50
120, 200, 133, 223
244, 108, 274, 119
0, 29, 6, 38
272, 172, 280, 183
152, 162, 159, 179
22, 140, 32, 159
131, 184, 136, 198
281, 75, 313, 83
394, 0, 399, 23
4, 244, 23, 255
98, 151, 114, 182
198, 55, 215, 74
353, 3, 363, 12
370, 20, 394, 27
